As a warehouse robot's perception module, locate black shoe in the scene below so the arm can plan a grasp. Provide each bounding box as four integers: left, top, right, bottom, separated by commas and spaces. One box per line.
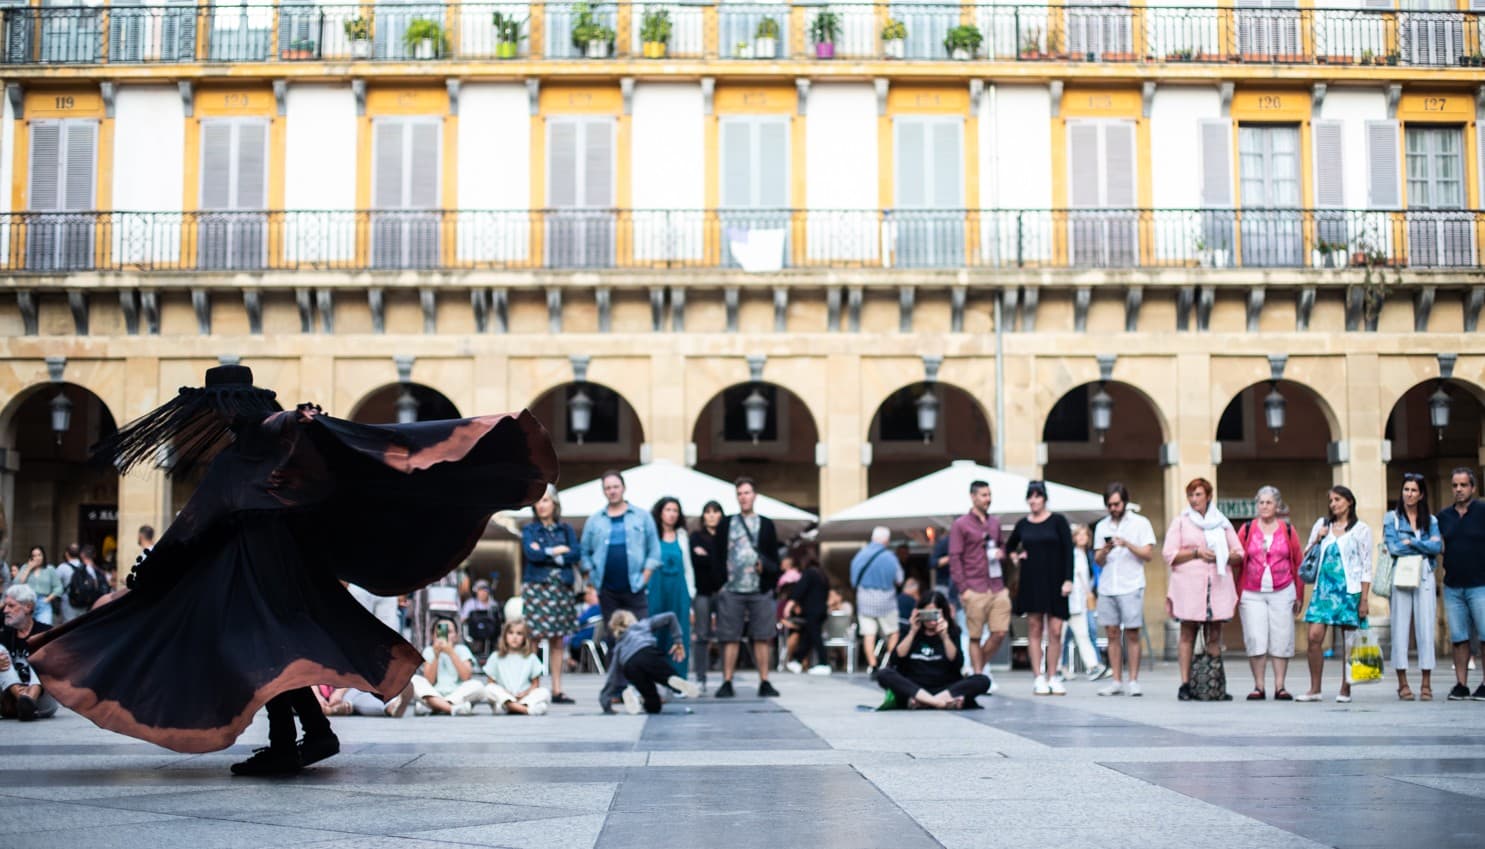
231, 746, 301, 777
867, 667, 879, 681
715, 680, 735, 698
1448, 683, 1471, 700
1473, 684, 1485, 701
15, 695, 37, 722
551, 692, 576, 705
297, 732, 339, 767
758, 680, 780, 698
1178, 683, 1193, 702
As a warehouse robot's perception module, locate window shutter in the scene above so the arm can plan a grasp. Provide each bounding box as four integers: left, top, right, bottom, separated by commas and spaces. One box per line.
895, 120, 927, 208
548, 120, 578, 208
582, 119, 613, 208
1104, 121, 1135, 207
930, 121, 962, 208
1478, 122, 1485, 209
235, 121, 268, 209
407, 120, 439, 209
1363, 0, 1392, 8
29, 123, 61, 211
1366, 120, 1400, 209
1068, 121, 1101, 207
1199, 119, 1234, 207
200, 121, 234, 210
757, 119, 788, 209
373, 120, 405, 209
63, 121, 96, 212
1313, 120, 1345, 208
720, 119, 752, 208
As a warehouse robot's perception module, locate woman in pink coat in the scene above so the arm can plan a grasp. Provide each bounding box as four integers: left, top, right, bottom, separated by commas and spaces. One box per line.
1163, 478, 1243, 701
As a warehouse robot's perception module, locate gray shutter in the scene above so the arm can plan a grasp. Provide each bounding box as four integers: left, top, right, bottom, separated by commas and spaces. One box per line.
1068, 121, 1101, 207
930, 121, 962, 208
757, 119, 788, 209
109, 0, 143, 62
373, 120, 405, 208
1199, 119, 1234, 207
408, 120, 440, 209
1313, 120, 1344, 208
235, 121, 268, 209
547, 120, 578, 208
63, 121, 96, 212
895, 120, 926, 208
582, 119, 613, 208
29, 123, 61, 211
200, 121, 233, 209
1104, 122, 1135, 207
1478, 122, 1485, 211
720, 119, 751, 208
1366, 120, 1400, 209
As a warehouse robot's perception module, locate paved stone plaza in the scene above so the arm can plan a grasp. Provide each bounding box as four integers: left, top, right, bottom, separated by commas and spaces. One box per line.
3, 663, 1484, 849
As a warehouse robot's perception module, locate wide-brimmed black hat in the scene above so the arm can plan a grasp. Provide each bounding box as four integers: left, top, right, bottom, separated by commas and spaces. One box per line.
204, 364, 256, 387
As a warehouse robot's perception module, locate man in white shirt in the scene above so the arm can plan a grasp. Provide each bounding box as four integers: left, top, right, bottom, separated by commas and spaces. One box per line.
1092, 483, 1156, 697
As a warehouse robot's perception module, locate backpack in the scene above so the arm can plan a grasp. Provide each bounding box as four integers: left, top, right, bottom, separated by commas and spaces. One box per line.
465, 608, 500, 643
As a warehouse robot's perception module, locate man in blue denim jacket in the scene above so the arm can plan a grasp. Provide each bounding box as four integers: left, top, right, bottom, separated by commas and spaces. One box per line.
581, 470, 661, 645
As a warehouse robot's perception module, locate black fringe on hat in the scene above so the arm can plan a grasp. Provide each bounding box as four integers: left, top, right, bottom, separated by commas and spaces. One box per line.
93, 384, 279, 478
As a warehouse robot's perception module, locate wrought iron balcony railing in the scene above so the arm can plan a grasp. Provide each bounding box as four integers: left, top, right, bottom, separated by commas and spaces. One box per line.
2, 3, 1483, 68
3, 208, 1481, 274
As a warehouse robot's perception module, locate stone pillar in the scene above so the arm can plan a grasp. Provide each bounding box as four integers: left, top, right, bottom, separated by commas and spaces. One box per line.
115, 357, 167, 582
471, 352, 510, 416
819, 353, 865, 518
1160, 352, 1217, 661
647, 352, 687, 465
1000, 352, 1040, 477
1339, 351, 1390, 624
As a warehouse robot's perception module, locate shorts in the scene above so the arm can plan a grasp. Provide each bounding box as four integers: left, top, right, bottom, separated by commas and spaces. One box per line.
716, 589, 776, 642
1444, 584, 1485, 645
858, 613, 898, 638
1239, 583, 1296, 658
960, 588, 1011, 637
1097, 588, 1144, 630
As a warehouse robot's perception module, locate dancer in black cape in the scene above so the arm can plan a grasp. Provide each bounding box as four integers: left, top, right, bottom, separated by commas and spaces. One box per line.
29, 365, 557, 774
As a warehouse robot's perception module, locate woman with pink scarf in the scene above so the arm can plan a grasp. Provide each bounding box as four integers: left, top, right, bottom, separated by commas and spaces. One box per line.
1163, 478, 1243, 701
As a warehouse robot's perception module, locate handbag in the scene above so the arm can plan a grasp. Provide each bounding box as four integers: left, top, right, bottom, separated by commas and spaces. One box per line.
1392, 555, 1423, 590
1189, 573, 1230, 702
1298, 543, 1323, 584
1372, 550, 1396, 598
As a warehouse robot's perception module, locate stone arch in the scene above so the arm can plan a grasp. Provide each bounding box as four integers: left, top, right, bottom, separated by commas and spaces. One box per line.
1040, 379, 1170, 525
1383, 376, 1485, 510
690, 381, 821, 513
866, 381, 993, 496
1212, 379, 1337, 528
348, 383, 462, 424
529, 381, 646, 487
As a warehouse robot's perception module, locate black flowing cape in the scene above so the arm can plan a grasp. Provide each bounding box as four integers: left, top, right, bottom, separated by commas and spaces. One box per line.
29, 409, 557, 753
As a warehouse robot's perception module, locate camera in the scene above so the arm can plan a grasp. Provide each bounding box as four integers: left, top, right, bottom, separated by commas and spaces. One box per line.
436, 621, 450, 640
919, 609, 942, 623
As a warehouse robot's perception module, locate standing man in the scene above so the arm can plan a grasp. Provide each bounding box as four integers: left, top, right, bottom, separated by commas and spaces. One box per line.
54, 543, 83, 623
66, 545, 110, 615
1093, 483, 1156, 697
581, 470, 660, 642
1438, 467, 1485, 701
851, 526, 905, 678
715, 477, 781, 698
949, 480, 1010, 683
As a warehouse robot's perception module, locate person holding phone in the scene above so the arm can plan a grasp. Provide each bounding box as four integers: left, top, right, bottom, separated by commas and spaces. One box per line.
410, 618, 489, 715
1093, 483, 1157, 697
874, 592, 990, 710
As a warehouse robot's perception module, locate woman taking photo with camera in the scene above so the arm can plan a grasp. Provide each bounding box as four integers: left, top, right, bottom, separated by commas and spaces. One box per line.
875, 592, 990, 710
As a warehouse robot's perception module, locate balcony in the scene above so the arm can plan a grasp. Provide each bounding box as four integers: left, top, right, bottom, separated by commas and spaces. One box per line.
1, 3, 1483, 69
1, 208, 1481, 274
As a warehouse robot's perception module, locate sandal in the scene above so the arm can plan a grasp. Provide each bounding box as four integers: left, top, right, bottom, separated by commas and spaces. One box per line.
1274, 689, 1293, 701
1420, 686, 1433, 702
1398, 686, 1415, 701
1246, 689, 1266, 701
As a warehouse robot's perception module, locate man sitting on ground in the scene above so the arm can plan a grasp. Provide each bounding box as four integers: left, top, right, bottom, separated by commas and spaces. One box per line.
1, 585, 59, 721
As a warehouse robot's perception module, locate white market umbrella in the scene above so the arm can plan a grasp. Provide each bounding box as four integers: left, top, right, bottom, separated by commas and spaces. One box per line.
818, 460, 1113, 541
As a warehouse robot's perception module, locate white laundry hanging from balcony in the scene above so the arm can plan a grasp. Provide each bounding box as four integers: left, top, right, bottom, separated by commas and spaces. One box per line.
726, 225, 786, 272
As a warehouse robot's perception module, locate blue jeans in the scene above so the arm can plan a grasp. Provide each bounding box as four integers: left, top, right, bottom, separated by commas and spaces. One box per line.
1443, 585, 1485, 645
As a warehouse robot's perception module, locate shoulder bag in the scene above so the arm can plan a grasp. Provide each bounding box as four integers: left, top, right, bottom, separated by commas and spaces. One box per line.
1189, 574, 1230, 701
1298, 523, 1325, 585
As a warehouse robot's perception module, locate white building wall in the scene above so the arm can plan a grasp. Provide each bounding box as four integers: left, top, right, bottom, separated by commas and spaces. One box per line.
1150, 87, 1221, 211
988, 85, 1052, 263
806, 83, 877, 263
284, 84, 357, 263
112, 86, 184, 265
457, 83, 530, 263
629, 83, 704, 264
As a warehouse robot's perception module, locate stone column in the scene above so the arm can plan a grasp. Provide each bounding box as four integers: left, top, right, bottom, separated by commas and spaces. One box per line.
1339, 351, 1390, 628
1160, 352, 1217, 661
647, 352, 687, 465
819, 353, 865, 519
116, 358, 167, 582
1000, 352, 1040, 477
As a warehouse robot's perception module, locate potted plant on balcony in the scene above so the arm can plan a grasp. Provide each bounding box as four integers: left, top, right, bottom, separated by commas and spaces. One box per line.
571, 3, 615, 59
1313, 240, 1348, 269
640, 8, 671, 59
944, 24, 981, 61
810, 11, 840, 59
404, 18, 446, 60
1385, 50, 1399, 65
755, 17, 780, 59
281, 38, 316, 60
1018, 26, 1042, 60
493, 11, 525, 59
881, 18, 906, 60
1194, 236, 1230, 268
344, 16, 371, 59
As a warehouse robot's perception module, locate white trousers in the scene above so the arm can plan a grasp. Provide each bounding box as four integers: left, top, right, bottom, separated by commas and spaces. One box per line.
411, 676, 489, 708
484, 683, 551, 716
1390, 568, 1437, 672
1066, 612, 1100, 669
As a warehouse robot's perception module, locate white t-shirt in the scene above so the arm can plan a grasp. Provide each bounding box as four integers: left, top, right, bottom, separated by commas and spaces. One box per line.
483, 652, 545, 692
420, 643, 476, 696
1093, 512, 1157, 597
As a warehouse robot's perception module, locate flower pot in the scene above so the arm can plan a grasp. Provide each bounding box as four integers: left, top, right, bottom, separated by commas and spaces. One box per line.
281, 48, 313, 60
884, 38, 904, 59
1313, 250, 1346, 269
642, 41, 666, 58
815, 42, 834, 59
754, 36, 776, 58
1019, 50, 1041, 60
350, 39, 371, 59
414, 38, 435, 60
585, 39, 610, 59
495, 40, 518, 59
951, 47, 970, 61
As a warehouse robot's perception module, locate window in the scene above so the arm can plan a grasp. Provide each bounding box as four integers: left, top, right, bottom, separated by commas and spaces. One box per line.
719, 116, 790, 269
1067, 119, 1137, 267
1065, 0, 1133, 59
546, 116, 616, 268
39, 0, 102, 63
1043, 387, 1090, 443
1238, 125, 1303, 266
1235, 0, 1300, 61
209, 0, 273, 61
371, 117, 441, 269
27, 119, 96, 271
109, 0, 196, 62
1405, 125, 1472, 266
894, 116, 963, 268
198, 119, 268, 270
1400, 0, 1464, 66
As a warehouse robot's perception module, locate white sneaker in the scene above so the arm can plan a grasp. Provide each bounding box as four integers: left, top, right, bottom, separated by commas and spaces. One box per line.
667, 675, 700, 700
1086, 664, 1108, 682
412, 700, 431, 716
1098, 681, 1124, 696
1048, 675, 1067, 696
621, 686, 642, 715
1127, 680, 1143, 697
807, 664, 832, 676
451, 701, 474, 716
986, 674, 999, 695
1033, 675, 1051, 696
786, 660, 803, 675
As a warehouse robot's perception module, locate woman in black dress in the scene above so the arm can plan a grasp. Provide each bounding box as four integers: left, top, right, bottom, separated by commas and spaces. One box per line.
1005, 480, 1074, 696
688, 500, 726, 691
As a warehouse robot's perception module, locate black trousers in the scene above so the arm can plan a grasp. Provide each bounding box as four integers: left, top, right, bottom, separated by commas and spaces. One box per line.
791, 615, 827, 666
266, 687, 332, 750
600, 586, 649, 648
876, 668, 990, 708
622, 645, 676, 714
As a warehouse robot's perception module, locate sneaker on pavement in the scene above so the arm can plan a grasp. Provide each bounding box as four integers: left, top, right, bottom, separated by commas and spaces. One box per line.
1048, 675, 1067, 696
1097, 681, 1124, 697
667, 675, 701, 699
298, 732, 340, 767
621, 686, 642, 715
785, 660, 803, 674
451, 701, 475, 716
1085, 664, 1107, 682
1473, 684, 1485, 701
1127, 680, 1143, 697
1448, 683, 1471, 700
758, 680, 780, 698
807, 664, 832, 676
231, 746, 301, 777
1033, 675, 1051, 696
986, 674, 999, 695
714, 680, 736, 698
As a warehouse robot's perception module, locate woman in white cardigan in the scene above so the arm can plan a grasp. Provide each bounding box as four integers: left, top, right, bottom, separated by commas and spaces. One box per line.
650, 497, 697, 680
1298, 486, 1373, 703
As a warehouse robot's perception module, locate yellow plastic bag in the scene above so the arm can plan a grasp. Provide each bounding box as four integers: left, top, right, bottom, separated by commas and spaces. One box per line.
1348, 623, 1383, 684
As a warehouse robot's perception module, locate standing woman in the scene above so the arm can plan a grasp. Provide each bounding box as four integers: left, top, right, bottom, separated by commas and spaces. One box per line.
17, 546, 62, 626
521, 484, 582, 705
1298, 486, 1373, 703
651, 497, 696, 680
1384, 473, 1442, 701
1005, 481, 1075, 696
1164, 478, 1242, 701
1236, 486, 1304, 700
689, 500, 726, 691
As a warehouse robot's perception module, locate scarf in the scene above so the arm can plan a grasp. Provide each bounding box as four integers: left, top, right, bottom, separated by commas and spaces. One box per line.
1184, 504, 1233, 576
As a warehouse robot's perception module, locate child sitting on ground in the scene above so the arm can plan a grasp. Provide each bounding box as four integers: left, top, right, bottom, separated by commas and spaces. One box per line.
599, 610, 699, 714
482, 620, 551, 715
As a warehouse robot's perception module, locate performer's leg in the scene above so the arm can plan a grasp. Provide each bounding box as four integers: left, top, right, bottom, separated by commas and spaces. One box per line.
232, 692, 303, 776
286, 687, 339, 767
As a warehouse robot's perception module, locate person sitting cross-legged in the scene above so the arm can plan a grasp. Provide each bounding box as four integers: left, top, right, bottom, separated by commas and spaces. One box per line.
482, 619, 552, 715
410, 618, 489, 715
875, 591, 990, 710
1, 585, 59, 721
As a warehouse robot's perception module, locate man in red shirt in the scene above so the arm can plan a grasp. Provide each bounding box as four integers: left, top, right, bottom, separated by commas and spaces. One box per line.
948, 480, 1009, 678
